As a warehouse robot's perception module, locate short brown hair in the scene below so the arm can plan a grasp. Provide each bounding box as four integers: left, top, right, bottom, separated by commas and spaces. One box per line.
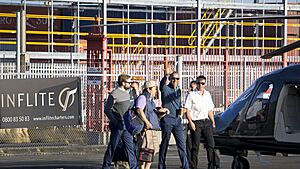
196, 75, 206, 82
118, 74, 131, 86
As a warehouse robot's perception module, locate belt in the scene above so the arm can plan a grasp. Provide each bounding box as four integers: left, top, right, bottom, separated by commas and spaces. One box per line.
193, 119, 209, 122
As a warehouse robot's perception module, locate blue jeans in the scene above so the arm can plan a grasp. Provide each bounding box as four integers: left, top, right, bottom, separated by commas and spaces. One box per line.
102, 125, 137, 169
158, 115, 189, 169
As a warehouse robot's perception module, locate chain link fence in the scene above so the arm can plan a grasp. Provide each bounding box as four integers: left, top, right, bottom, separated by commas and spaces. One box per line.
0, 53, 299, 166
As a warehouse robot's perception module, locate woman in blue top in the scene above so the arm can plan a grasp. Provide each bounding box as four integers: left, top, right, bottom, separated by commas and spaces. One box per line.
135, 80, 167, 169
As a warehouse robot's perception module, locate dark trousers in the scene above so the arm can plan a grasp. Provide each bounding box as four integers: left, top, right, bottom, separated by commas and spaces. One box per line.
185, 125, 192, 165
102, 127, 137, 169
190, 119, 216, 169
158, 116, 189, 169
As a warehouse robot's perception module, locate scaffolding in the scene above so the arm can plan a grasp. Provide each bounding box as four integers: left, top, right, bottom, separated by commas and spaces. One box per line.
0, 0, 300, 54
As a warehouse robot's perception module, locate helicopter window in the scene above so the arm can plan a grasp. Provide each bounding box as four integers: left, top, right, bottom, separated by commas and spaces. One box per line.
246, 82, 273, 122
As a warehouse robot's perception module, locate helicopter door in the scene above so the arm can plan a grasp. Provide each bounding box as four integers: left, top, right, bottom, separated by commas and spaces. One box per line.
274, 84, 300, 143
240, 82, 273, 136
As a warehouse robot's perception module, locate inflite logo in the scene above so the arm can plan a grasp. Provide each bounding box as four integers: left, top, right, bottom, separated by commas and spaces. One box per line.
59, 88, 77, 111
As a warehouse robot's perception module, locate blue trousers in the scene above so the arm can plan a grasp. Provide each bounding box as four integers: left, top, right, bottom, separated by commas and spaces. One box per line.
158, 115, 189, 169
102, 127, 137, 169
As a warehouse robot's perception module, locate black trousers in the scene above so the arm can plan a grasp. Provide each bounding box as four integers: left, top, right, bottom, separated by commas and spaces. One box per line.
190, 119, 217, 169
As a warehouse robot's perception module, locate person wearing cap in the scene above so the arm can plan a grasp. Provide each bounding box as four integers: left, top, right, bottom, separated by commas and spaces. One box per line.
135, 80, 166, 169
102, 74, 138, 169
158, 70, 189, 169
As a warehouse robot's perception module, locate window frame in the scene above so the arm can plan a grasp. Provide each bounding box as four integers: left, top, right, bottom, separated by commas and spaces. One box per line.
245, 81, 274, 123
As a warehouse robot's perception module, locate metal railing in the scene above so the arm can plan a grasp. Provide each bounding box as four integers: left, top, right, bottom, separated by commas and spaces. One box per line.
0, 51, 299, 152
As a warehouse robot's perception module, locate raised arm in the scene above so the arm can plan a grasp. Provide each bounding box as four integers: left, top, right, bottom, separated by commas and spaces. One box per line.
159, 66, 171, 91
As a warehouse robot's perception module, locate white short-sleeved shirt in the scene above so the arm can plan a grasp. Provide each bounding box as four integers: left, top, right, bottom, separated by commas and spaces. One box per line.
184, 90, 215, 121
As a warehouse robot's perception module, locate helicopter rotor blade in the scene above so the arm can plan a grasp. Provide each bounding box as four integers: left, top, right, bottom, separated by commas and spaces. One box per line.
261, 41, 300, 59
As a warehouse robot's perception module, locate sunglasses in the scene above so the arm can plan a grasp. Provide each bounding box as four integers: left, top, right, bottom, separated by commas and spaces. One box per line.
198, 82, 206, 85
124, 81, 132, 84
172, 77, 180, 80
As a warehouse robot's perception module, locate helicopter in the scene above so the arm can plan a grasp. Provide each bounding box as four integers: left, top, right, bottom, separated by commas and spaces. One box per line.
214, 41, 300, 169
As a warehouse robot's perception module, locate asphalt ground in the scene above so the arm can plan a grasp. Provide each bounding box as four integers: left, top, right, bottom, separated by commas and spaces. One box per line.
0, 145, 299, 169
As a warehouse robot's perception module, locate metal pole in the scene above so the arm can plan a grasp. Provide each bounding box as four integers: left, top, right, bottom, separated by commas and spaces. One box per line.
150, 5, 154, 80
243, 56, 247, 91
127, 4, 130, 74
241, 0, 244, 58
101, 1, 108, 133
282, 0, 288, 67
16, 11, 21, 74
51, 0, 54, 53
122, 6, 125, 52
47, 4, 50, 52
255, 21, 259, 56
51, 0, 54, 68
174, 7, 177, 56
262, 0, 266, 74
101, 37, 107, 132
234, 12, 237, 57
77, 0, 80, 53
168, 11, 173, 56
226, 16, 229, 48
145, 6, 149, 81
224, 49, 229, 108
197, 0, 202, 76
20, 10, 26, 73
73, 2, 78, 53
103, 0, 107, 36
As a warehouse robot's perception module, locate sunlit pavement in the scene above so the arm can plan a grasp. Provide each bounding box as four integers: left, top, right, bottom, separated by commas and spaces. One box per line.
149, 147, 300, 169
1, 145, 300, 168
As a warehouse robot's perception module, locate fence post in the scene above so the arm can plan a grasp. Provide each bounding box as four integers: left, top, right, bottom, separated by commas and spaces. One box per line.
224, 49, 229, 108
101, 36, 107, 133
282, 53, 287, 67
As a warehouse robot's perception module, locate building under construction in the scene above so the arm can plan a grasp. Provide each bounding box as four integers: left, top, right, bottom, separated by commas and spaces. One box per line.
0, 0, 300, 151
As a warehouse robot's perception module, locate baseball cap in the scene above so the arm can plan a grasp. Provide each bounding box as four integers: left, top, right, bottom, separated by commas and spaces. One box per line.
143, 80, 157, 89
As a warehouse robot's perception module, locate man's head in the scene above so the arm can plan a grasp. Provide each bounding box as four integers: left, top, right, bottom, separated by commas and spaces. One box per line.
170, 72, 180, 88
131, 81, 140, 90
196, 75, 206, 91
143, 80, 158, 98
190, 80, 198, 91
118, 74, 132, 90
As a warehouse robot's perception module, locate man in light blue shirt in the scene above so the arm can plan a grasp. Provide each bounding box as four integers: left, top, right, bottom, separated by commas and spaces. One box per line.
158, 71, 189, 169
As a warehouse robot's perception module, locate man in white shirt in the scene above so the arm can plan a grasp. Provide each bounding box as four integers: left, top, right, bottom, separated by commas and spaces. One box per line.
185, 75, 218, 169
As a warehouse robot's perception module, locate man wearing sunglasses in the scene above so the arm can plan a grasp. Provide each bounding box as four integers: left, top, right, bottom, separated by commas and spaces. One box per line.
102, 74, 138, 169
184, 75, 219, 169
158, 71, 189, 169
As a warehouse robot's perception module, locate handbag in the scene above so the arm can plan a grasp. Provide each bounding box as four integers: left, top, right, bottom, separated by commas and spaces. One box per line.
138, 131, 155, 162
